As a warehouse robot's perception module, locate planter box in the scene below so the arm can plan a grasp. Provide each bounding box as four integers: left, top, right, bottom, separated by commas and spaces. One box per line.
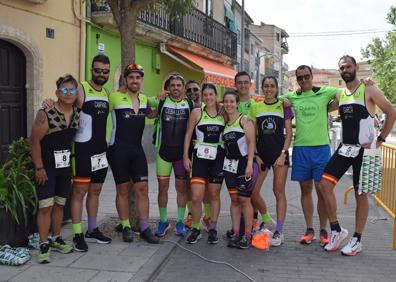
0, 206, 30, 247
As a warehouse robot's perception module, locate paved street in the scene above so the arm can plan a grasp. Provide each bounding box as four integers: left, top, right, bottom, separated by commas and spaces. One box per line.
1, 161, 395, 282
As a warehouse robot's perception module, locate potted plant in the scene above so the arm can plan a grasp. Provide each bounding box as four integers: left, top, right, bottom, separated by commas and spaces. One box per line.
0, 138, 37, 247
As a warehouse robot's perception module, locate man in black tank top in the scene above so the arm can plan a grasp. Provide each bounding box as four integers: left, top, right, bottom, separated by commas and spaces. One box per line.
321, 55, 396, 256
30, 75, 80, 264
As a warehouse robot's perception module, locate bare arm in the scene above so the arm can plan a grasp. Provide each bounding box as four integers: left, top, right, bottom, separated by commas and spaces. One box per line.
242, 116, 256, 178
183, 108, 200, 171
30, 111, 49, 185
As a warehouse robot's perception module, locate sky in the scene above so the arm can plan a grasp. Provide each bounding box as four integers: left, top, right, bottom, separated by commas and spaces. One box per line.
239, 0, 395, 70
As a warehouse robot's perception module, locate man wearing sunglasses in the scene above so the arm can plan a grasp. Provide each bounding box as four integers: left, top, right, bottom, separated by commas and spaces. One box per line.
282, 65, 340, 247
30, 75, 80, 263
70, 55, 112, 251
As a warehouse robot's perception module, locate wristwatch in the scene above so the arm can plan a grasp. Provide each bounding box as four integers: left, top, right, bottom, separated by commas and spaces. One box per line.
377, 135, 386, 143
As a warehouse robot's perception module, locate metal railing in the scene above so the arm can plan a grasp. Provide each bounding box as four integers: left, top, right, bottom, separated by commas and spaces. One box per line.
91, 3, 237, 59
344, 143, 396, 250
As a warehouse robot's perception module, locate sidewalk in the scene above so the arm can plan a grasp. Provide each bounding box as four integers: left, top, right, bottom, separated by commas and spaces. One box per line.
1, 162, 395, 282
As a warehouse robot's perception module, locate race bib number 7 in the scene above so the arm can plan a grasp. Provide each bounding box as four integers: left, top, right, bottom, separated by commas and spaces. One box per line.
223, 157, 239, 174
91, 152, 108, 172
54, 150, 70, 168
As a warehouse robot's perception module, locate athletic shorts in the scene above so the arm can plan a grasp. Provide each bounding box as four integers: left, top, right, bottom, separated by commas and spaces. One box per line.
224, 158, 258, 197
36, 167, 72, 209
107, 144, 148, 185
156, 152, 187, 180
258, 150, 290, 171
190, 149, 224, 185
322, 144, 364, 191
291, 145, 331, 182
72, 149, 108, 185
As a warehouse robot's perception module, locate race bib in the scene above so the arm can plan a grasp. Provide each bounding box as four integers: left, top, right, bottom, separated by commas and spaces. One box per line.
54, 150, 70, 168
223, 157, 239, 173
338, 144, 361, 158
196, 144, 217, 160
90, 152, 108, 172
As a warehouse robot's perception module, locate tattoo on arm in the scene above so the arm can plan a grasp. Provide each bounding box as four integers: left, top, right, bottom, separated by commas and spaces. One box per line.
34, 111, 47, 127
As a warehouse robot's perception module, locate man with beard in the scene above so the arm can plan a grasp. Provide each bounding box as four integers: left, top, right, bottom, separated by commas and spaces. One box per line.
321, 55, 396, 255
71, 55, 112, 251
107, 64, 159, 243
154, 75, 194, 237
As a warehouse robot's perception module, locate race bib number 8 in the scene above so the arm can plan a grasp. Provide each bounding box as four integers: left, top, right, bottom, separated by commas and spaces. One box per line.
338, 144, 361, 158
223, 157, 238, 174
54, 150, 70, 168
196, 144, 217, 160
91, 152, 108, 172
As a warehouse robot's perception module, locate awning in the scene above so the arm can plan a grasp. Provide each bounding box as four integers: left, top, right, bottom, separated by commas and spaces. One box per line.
167, 46, 237, 88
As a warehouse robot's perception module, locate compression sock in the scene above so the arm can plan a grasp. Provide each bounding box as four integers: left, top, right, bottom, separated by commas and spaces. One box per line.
159, 207, 168, 222
72, 223, 82, 235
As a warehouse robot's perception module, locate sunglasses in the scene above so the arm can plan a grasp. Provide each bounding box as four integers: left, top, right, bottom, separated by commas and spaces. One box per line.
296, 74, 311, 81
93, 68, 110, 74
169, 74, 185, 81
186, 87, 200, 94
126, 64, 144, 71
58, 88, 77, 95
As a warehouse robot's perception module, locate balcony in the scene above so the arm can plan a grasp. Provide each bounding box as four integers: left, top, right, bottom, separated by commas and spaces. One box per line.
281, 41, 289, 54
91, 3, 237, 60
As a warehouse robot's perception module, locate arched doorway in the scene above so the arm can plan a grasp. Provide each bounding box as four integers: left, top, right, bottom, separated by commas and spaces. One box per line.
0, 39, 27, 164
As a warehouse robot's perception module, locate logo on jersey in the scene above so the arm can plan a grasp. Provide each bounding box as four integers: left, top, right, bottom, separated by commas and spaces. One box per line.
122, 110, 133, 119
298, 100, 319, 123
261, 117, 276, 134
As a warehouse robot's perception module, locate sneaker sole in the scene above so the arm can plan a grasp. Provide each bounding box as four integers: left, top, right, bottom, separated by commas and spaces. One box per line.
187, 234, 202, 244
300, 236, 316, 245
207, 239, 219, 244
85, 237, 112, 244
341, 248, 362, 256
50, 248, 73, 254
73, 246, 88, 252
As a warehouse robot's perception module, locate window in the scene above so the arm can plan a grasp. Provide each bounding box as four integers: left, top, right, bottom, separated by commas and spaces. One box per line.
276, 32, 280, 42
204, 0, 213, 17
237, 29, 241, 44
251, 43, 254, 54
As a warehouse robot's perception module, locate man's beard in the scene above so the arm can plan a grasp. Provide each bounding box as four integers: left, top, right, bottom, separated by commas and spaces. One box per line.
127, 83, 140, 93
341, 71, 356, 83
92, 75, 108, 86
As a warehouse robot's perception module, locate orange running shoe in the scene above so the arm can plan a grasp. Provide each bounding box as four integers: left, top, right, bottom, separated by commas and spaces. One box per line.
300, 230, 316, 245
320, 230, 330, 247
202, 216, 211, 232
184, 212, 192, 229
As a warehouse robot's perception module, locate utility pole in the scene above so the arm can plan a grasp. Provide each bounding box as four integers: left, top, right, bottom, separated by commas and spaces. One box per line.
240, 0, 245, 71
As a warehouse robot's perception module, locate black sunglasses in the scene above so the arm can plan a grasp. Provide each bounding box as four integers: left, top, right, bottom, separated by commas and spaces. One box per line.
93, 68, 110, 74
296, 74, 311, 81
186, 87, 200, 94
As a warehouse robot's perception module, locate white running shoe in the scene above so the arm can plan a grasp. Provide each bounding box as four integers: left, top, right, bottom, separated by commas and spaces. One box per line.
270, 231, 284, 247
324, 228, 348, 252
341, 237, 362, 256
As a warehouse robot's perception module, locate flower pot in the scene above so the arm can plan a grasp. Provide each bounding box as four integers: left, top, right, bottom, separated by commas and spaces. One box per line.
0, 205, 29, 247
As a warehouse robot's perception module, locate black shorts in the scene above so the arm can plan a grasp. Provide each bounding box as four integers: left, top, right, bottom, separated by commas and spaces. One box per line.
190, 148, 224, 185
72, 149, 108, 184
107, 144, 148, 185
36, 167, 72, 209
258, 150, 290, 171
322, 144, 364, 191
224, 158, 257, 197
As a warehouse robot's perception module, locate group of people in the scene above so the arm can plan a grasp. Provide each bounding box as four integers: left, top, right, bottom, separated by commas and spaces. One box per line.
30, 54, 396, 264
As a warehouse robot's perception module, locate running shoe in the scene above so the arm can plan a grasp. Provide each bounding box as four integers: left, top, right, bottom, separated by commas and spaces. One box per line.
319, 229, 330, 247
85, 228, 112, 244
0, 245, 30, 266
140, 228, 160, 244
155, 221, 171, 237
227, 234, 240, 248
341, 237, 362, 256
270, 231, 284, 247
184, 212, 193, 229
122, 227, 134, 242
50, 237, 73, 254
37, 243, 51, 264
174, 220, 187, 237
252, 219, 260, 233
207, 229, 219, 244
73, 233, 88, 252
115, 223, 123, 233
225, 229, 234, 240
202, 216, 211, 232
259, 219, 276, 232
300, 229, 316, 245
237, 235, 251, 249
186, 228, 201, 244
324, 228, 348, 252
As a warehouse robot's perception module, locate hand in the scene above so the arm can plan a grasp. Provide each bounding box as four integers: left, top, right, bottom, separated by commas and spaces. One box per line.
183, 156, 192, 172
245, 162, 253, 179
361, 77, 374, 86
35, 168, 48, 185
157, 91, 169, 101
376, 141, 383, 149
42, 98, 55, 109
274, 153, 286, 168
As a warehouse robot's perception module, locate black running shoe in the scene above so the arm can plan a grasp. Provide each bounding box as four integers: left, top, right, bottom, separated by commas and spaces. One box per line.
122, 227, 134, 243
115, 223, 123, 233
140, 228, 160, 244
224, 229, 234, 240
207, 229, 219, 244
85, 228, 112, 244
227, 234, 240, 248
237, 235, 251, 249
73, 233, 88, 252
186, 228, 201, 244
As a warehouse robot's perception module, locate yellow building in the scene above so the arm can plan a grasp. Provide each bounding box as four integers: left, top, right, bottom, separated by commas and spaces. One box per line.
0, 0, 85, 163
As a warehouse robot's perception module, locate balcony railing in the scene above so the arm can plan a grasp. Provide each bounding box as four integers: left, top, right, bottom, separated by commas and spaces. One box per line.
91, 4, 237, 59
281, 41, 289, 54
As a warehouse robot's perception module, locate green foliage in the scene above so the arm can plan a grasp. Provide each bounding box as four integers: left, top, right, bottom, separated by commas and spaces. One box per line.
0, 138, 37, 225
362, 6, 396, 103
155, 0, 197, 18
